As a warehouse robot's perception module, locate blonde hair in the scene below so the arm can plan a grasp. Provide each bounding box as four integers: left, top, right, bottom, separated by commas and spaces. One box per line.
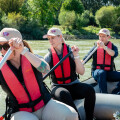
23, 40, 33, 53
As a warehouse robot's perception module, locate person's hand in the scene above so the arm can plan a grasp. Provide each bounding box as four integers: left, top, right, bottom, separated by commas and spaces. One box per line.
97, 40, 105, 48
9, 38, 24, 54
71, 45, 80, 57
81, 60, 83, 62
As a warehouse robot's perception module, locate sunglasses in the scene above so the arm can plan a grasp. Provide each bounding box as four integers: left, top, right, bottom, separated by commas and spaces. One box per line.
0, 43, 10, 51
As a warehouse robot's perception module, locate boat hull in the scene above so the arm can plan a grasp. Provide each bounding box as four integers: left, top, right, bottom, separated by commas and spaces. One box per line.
74, 78, 120, 120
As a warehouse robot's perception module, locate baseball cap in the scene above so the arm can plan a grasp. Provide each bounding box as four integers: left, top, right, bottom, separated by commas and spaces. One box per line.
0, 37, 8, 42
0, 28, 22, 42
98, 28, 110, 36
43, 27, 62, 38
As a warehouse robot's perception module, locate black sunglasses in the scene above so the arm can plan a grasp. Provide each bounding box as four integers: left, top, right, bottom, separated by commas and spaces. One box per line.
0, 43, 10, 51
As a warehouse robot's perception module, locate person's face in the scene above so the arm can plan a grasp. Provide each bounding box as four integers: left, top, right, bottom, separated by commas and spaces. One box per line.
99, 33, 110, 44
0, 42, 14, 60
47, 35, 62, 48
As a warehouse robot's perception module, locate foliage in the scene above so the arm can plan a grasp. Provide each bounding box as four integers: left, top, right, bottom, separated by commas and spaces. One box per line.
20, 0, 31, 19
115, 6, 120, 18
0, 0, 24, 14
75, 10, 90, 30
88, 12, 97, 26
81, 0, 120, 14
1, 12, 26, 29
0, 9, 4, 28
95, 6, 117, 28
58, 10, 76, 27
80, 10, 90, 26
112, 6, 120, 35
83, 26, 100, 34
0, 0, 119, 39
59, 9, 96, 30
62, 0, 84, 14
19, 19, 48, 40
25, 0, 64, 27
109, 0, 120, 6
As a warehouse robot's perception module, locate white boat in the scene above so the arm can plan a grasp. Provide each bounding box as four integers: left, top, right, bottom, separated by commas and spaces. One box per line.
74, 78, 120, 120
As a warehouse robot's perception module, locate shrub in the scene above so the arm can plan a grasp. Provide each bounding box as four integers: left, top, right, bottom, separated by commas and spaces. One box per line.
1, 12, 26, 29
62, 0, 84, 14
88, 12, 97, 26
95, 6, 117, 28
112, 6, 120, 35
58, 10, 76, 28
0, 9, 4, 29
75, 11, 90, 30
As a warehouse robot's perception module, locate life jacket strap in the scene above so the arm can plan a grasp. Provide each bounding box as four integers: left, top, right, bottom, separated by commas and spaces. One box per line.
18, 96, 42, 108
52, 75, 77, 84
95, 64, 113, 69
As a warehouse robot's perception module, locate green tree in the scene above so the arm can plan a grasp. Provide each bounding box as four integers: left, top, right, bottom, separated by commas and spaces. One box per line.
109, 0, 120, 6
25, 0, 64, 27
62, 0, 84, 14
112, 6, 120, 35
59, 10, 76, 27
0, 8, 4, 29
81, 0, 120, 14
1, 12, 26, 29
95, 6, 117, 28
0, 0, 24, 14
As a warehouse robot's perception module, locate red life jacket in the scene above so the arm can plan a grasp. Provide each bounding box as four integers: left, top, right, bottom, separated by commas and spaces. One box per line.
96, 41, 112, 71
1, 56, 44, 112
51, 44, 72, 84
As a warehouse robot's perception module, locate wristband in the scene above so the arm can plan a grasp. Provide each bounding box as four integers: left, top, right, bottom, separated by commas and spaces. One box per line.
104, 46, 108, 50
21, 47, 29, 55
74, 56, 80, 59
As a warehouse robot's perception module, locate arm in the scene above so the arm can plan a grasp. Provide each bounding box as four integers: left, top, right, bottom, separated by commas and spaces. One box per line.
9, 38, 50, 74
97, 40, 115, 56
111, 44, 118, 58
71, 45, 85, 75
104, 46, 115, 56
24, 52, 50, 74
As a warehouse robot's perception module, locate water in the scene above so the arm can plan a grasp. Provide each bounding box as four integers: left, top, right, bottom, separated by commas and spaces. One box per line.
0, 39, 120, 115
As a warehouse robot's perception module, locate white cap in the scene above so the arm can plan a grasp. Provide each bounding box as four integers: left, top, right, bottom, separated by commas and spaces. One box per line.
43, 27, 62, 38
98, 28, 110, 36
0, 28, 22, 42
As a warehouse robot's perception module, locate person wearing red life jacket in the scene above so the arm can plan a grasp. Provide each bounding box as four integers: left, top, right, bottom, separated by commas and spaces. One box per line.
0, 28, 79, 120
43, 27, 96, 120
83, 28, 120, 94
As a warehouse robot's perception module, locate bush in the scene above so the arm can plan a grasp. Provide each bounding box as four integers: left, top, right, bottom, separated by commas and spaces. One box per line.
112, 6, 120, 35
75, 11, 90, 30
1, 12, 26, 29
20, 20, 48, 40
112, 24, 120, 35
62, 0, 84, 14
58, 10, 76, 28
0, 9, 4, 29
1, 12, 48, 40
88, 12, 97, 26
95, 6, 117, 28
71, 29, 81, 35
